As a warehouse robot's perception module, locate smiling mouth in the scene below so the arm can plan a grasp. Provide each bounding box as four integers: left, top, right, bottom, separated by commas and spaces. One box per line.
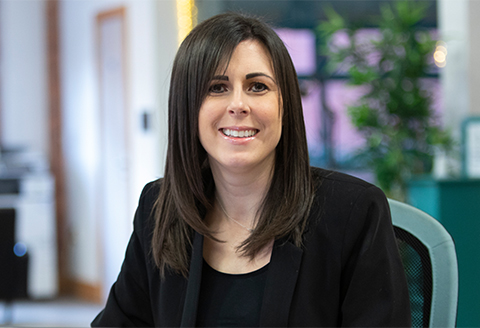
221, 128, 258, 138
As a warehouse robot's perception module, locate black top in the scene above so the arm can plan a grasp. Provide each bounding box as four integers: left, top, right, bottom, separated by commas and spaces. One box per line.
92, 167, 411, 327
197, 260, 269, 327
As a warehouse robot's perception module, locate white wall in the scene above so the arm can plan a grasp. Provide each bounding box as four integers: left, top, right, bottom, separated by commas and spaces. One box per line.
0, 0, 48, 156
438, 0, 470, 140
154, 0, 178, 177
438, 0, 480, 136
467, 1, 480, 116
59, 0, 176, 295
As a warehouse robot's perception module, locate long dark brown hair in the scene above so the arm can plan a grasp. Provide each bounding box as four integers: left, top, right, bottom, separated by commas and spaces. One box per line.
152, 12, 314, 277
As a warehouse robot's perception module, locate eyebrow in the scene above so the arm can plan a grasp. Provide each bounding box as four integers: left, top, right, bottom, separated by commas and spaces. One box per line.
211, 72, 275, 82
245, 72, 275, 81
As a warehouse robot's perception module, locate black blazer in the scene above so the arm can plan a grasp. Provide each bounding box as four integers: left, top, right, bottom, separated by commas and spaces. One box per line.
92, 168, 411, 327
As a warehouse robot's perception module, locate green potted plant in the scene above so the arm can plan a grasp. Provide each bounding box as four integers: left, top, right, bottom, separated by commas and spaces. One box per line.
318, 0, 452, 200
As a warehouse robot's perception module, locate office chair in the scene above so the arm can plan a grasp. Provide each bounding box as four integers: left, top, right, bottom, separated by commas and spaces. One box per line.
388, 199, 458, 328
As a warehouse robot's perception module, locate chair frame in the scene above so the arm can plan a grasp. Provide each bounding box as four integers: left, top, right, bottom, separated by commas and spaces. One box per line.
388, 199, 458, 328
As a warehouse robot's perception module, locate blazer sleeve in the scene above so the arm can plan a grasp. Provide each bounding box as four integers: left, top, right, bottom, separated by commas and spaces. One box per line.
339, 186, 411, 327
91, 182, 157, 327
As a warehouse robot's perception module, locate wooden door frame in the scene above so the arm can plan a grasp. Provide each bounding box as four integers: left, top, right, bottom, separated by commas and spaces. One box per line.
46, 2, 129, 303
46, 0, 69, 297
96, 6, 130, 302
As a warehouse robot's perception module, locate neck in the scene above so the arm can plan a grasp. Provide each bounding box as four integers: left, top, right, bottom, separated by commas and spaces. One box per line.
208, 160, 274, 230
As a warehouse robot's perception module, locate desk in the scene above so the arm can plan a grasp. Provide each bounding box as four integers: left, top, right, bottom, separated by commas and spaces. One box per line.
408, 178, 480, 327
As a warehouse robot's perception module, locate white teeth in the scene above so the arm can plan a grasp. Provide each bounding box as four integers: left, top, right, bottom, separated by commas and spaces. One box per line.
222, 129, 257, 138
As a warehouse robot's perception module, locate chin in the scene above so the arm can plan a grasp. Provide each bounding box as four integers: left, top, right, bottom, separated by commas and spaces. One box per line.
223, 160, 254, 170
224, 157, 274, 173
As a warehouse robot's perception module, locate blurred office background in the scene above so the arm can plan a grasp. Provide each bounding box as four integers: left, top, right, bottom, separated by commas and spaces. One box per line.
0, 0, 479, 326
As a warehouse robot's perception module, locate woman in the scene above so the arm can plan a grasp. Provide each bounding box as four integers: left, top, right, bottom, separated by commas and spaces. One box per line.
92, 12, 410, 327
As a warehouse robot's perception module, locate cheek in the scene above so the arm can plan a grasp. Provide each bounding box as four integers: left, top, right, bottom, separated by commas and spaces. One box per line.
198, 105, 219, 142
263, 109, 283, 146
275, 121, 283, 143
266, 103, 283, 134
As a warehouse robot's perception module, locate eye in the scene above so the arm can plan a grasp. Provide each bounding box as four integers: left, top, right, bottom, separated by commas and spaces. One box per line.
250, 82, 269, 93
208, 83, 227, 94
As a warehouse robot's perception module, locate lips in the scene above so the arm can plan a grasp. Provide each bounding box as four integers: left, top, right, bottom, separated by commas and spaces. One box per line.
221, 128, 258, 138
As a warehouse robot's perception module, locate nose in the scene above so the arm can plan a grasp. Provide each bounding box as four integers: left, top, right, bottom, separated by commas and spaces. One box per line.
227, 90, 249, 116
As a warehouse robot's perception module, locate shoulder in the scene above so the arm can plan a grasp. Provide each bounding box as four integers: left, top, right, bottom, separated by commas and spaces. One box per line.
307, 167, 390, 233
304, 167, 395, 268
133, 179, 163, 233
311, 166, 379, 193
311, 166, 386, 204
138, 179, 162, 208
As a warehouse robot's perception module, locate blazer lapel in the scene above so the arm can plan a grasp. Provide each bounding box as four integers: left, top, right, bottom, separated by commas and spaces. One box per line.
180, 232, 204, 327
179, 233, 303, 327
259, 239, 303, 327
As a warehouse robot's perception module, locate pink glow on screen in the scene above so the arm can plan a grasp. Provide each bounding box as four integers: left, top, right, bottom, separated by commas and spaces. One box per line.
301, 81, 322, 157
301, 79, 443, 162
300, 80, 366, 160
279, 27, 443, 166
275, 28, 316, 75
325, 81, 367, 158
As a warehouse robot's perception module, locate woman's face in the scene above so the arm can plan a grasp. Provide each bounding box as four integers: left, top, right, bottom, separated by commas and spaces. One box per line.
198, 40, 282, 175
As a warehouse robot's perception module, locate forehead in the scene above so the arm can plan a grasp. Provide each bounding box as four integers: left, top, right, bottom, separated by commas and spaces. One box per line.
214, 39, 275, 75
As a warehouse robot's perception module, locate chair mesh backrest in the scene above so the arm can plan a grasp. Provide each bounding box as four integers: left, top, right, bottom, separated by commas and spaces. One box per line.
394, 226, 433, 328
